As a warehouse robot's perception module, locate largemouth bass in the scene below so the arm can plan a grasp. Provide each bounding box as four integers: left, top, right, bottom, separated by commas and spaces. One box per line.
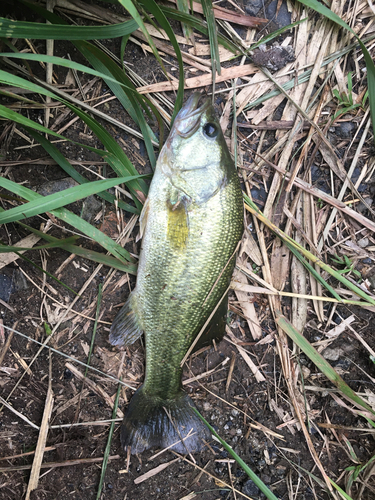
110, 93, 243, 454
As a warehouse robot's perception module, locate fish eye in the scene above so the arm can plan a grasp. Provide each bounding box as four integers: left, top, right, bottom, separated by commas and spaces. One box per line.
203, 122, 218, 138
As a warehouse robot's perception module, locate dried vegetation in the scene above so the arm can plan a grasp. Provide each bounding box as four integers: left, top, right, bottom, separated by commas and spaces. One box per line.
1, 0, 375, 498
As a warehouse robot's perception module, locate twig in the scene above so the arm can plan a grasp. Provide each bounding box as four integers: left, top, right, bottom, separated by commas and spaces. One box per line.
0, 396, 39, 430
0, 455, 120, 472
25, 353, 54, 500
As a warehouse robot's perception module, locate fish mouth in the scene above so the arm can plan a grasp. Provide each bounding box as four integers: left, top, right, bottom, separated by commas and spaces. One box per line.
174, 93, 210, 138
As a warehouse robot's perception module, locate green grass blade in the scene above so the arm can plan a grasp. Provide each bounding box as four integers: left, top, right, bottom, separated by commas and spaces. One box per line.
0, 212, 81, 294
137, 0, 185, 121
96, 380, 122, 499
176, 0, 194, 42
0, 103, 65, 138
276, 311, 375, 418
0, 69, 59, 99
12, 222, 137, 274
0, 68, 149, 202
0, 176, 141, 225
297, 0, 375, 140
285, 241, 341, 301
0, 98, 146, 211
0, 178, 132, 263
328, 477, 353, 500
160, 5, 239, 54
328, 478, 354, 500
117, 0, 167, 76
0, 52, 133, 96
65, 103, 148, 205
0, 16, 138, 39
71, 39, 164, 163
8, 251, 79, 295
25, 128, 139, 215
74, 40, 157, 168
6, 1, 159, 166
120, 33, 132, 68
201, 0, 221, 77
193, 409, 279, 500
57, 245, 137, 274
0, 237, 78, 252
85, 284, 103, 377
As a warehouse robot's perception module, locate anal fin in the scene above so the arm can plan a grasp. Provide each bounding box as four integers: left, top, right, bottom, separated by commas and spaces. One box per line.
109, 292, 143, 346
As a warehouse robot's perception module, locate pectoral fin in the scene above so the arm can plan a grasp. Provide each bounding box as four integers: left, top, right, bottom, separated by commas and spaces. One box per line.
109, 292, 143, 346
167, 199, 189, 250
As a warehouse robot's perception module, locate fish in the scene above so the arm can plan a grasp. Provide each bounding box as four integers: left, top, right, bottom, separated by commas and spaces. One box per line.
109, 93, 243, 454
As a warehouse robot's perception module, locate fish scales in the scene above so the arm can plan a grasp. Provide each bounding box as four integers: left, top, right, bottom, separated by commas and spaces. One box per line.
110, 93, 243, 454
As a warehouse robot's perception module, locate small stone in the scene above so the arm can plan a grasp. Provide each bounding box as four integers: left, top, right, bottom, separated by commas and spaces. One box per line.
301, 366, 310, 379
334, 359, 351, 371
261, 473, 271, 484
12, 269, 28, 292
36, 177, 78, 196
276, 465, 287, 476
357, 198, 373, 214
242, 479, 260, 496
249, 436, 261, 450
236, 469, 245, 478
231, 409, 239, 417
310, 164, 321, 183
244, 0, 263, 16
322, 347, 343, 361
358, 237, 369, 248
81, 195, 102, 223
336, 121, 355, 138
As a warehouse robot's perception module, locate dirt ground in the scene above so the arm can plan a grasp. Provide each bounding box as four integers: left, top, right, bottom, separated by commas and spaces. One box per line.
1, 1, 375, 499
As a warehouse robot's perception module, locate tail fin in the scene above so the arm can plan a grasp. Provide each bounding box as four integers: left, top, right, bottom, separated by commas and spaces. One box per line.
120, 387, 211, 454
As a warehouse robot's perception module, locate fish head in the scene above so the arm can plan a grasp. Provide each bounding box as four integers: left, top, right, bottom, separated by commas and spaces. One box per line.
159, 93, 233, 205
